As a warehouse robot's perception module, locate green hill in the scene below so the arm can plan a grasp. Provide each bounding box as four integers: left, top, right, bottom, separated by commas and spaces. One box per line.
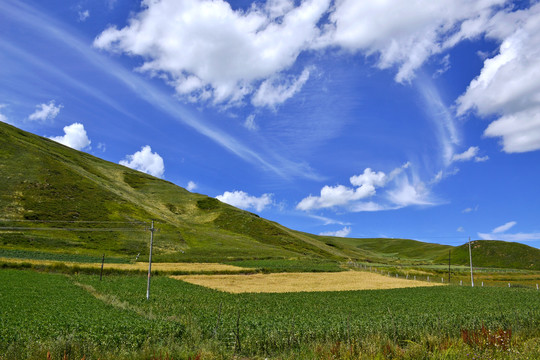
0, 121, 538, 270
436, 240, 540, 271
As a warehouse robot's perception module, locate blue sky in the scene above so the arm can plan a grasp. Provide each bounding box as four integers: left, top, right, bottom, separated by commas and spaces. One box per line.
1, 0, 540, 248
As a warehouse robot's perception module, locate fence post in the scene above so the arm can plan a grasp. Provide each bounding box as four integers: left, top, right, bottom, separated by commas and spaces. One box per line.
100, 254, 105, 281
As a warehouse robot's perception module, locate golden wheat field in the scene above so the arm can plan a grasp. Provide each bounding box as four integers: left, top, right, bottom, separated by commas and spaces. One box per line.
172, 270, 444, 293
0, 257, 246, 272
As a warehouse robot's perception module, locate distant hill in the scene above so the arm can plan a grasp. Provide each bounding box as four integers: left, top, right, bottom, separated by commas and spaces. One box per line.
436, 240, 540, 271
0, 121, 538, 270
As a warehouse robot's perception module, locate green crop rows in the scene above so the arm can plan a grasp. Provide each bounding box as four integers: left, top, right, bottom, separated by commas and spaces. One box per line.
0, 270, 183, 359
1, 269, 540, 359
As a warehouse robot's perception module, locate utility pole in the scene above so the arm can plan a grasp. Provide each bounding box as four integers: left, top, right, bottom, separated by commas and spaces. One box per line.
468, 237, 474, 287
448, 249, 451, 284
146, 220, 155, 300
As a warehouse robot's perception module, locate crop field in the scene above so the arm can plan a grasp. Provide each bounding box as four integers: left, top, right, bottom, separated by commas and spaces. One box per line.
172, 271, 442, 293
2, 268, 539, 359
0, 257, 248, 274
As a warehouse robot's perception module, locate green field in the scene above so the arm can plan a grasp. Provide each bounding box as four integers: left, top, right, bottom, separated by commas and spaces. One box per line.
1, 268, 539, 359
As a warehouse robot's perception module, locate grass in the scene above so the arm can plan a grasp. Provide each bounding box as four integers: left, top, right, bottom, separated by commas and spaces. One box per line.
172, 270, 443, 293
2, 268, 539, 359
437, 240, 540, 270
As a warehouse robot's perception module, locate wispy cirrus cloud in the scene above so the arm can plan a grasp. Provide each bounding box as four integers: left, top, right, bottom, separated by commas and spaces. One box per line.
0, 0, 320, 180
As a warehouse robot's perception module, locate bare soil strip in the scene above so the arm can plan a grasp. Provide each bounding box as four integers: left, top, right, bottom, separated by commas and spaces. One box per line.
0, 257, 246, 272
172, 271, 444, 293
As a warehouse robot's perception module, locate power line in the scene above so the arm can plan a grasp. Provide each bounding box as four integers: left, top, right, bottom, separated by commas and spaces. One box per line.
0, 227, 147, 232
0, 219, 147, 224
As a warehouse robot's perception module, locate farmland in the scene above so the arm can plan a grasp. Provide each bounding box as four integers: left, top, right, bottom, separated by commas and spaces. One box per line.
1, 268, 540, 359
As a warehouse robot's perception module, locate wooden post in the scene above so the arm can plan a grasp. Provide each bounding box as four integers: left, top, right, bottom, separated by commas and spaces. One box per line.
146, 221, 155, 300
100, 254, 105, 281
448, 249, 451, 284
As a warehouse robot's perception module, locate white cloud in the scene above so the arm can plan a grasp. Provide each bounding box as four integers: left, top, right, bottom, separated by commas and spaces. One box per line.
251, 67, 311, 108
308, 214, 351, 226
492, 221, 517, 234
244, 114, 257, 131
451, 146, 479, 162
320, 226, 351, 237
186, 181, 197, 192
478, 231, 540, 242
385, 177, 433, 207
97, 142, 106, 152
457, 226, 465, 232
48, 122, 91, 151
28, 101, 63, 122
296, 163, 432, 212
78, 10, 90, 22
474, 155, 489, 162
320, 0, 506, 82
451, 146, 490, 163
94, 0, 329, 106
457, 3, 540, 153
119, 145, 165, 178
216, 190, 273, 212
462, 205, 478, 213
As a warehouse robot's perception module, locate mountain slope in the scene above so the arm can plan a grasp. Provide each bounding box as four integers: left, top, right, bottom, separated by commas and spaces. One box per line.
0, 121, 346, 262
1, 121, 537, 270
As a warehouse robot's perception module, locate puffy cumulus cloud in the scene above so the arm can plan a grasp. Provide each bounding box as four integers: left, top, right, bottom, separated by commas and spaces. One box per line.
28, 101, 63, 122
216, 190, 273, 212
49, 123, 91, 151
296, 183, 376, 211
457, 3, 540, 153
320, 226, 351, 237
296, 163, 431, 212
319, 0, 506, 82
94, 0, 329, 106
119, 145, 164, 178
186, 181, 197, 192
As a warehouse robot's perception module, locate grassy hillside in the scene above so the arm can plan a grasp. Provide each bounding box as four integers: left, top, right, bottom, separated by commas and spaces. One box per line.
437, 240, 540, 271
0, 121, 339, 262
0, 121, 538, 270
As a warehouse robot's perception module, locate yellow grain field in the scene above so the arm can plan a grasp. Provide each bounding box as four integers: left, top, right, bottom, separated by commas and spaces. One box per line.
0, 257, 246, 273
172, 270, 444, 293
